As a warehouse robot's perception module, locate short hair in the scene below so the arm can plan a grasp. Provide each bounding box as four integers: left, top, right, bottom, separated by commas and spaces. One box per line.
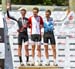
33, 7, 39, 12
46, 9, 51, 14
21, 9, 26, 12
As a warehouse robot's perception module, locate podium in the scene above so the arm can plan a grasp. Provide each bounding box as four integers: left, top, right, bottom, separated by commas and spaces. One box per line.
18, 66, 60, 69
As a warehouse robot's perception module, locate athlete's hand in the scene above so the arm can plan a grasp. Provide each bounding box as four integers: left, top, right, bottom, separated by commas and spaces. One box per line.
6, 3, 11, 10
40, 25, 43, 28
23, 24, 27, 28
17, 32, 19, 36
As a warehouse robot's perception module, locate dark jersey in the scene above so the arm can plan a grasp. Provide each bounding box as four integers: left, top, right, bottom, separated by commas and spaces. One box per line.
7, 10, 28, 33
17, 17, 28, 33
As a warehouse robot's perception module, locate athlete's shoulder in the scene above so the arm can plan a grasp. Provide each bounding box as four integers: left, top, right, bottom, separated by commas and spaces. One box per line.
50, 17, 53, 21
38, 16, 43, 25
29, 16, 33, 18
28, 16, 32, 20
38, 16, 43, 21
38, 16, 42, 19
28, 16, 33, 24
28, 16, 33, 20
24, 17, 28, 20
18, 17, 21, 20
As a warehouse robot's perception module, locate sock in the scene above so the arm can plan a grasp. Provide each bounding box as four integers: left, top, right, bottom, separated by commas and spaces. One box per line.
46, 59, 49, 63
38, 58, 41, 62
54, 59, 57, 64
32, 58, 34, 62
26, 56, 29, 62
19, 56, 22, 63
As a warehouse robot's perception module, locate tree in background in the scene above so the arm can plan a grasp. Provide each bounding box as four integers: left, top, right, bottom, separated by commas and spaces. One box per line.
0, 0, 69, 6
0, 0, 1, 4
53, 0, 68, 6
31, 0, 43, 5
43, 0, 53, 5
11, 0, 31, 4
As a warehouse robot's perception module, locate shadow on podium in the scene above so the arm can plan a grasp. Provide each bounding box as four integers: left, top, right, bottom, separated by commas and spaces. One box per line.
18, 66, 63, 69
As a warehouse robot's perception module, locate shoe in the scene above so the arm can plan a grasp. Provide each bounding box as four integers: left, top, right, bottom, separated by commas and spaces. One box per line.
53, 62, 58, 66
37, 61, 42, 66
20, 62, 24, 66
45, 62, 50, 66
31, 61, 35, 66
26, 62, 30, 66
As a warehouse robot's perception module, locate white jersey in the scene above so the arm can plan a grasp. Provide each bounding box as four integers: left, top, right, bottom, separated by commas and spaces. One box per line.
28, 16, 43, 35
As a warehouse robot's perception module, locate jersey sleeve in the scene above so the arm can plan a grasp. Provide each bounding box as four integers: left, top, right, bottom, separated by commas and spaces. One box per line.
48, 18, 54, 30
40, 16, 43, 28
50, 17, 54, 25
28, 17, 32, 28
7, 10, 17, 22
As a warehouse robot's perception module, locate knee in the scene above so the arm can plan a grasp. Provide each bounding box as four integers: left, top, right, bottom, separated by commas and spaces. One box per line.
25, 45, 28, 50
32, 46, 35, 51
52, 47, 56, 52
44, 45, 48, 50
45, 47, 48, 51
18, 45, 22, 49
52, 45, 56, 49
37, 46, 41, 51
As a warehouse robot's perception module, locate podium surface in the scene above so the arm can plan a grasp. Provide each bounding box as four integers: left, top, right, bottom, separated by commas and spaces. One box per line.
18, 66, 62, 69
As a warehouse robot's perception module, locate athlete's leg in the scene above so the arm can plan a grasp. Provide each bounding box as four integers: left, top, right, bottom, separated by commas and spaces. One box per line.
24, 35, 29, 63
44, 32, 50, 65
36, 42, 42, 66
44, 37, 49, 60
18, 33, 24, 66
18, 45, 22, 63
36, 34, 42, 66
37, 42, 41, 61
24, 41, 29, 62
18, 35, 22, 63
44, 44, 49, 60
51, 44, 58, 66
31, 35, 36, 62
32, 43, 35, 61
31, 43, 35, 66
51, 45, 56, 60
50, 32, 58, 66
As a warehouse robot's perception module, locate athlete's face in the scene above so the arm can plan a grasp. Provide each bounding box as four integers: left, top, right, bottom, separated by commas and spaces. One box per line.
33, 10, 38, 17
21, 10, 26, 17
45, 12, 51, 18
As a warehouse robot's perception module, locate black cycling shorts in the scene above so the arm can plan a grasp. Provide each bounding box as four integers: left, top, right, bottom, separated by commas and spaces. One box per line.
18, 32, 28, 45
44, 31, 56, 45
31, 34, 41, 42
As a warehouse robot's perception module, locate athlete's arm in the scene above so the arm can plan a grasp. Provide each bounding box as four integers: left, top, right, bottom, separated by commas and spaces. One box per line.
48, 18, 54, 30
25, 18, 29, 28
7, 10, 18, 22
44, 22, 47, 28
28, 17, 32, 28
40, 16, 43, 28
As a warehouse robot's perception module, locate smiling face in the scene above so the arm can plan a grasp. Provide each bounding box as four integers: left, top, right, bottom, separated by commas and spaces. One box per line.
45, 10, 51, 18
20, 9, 26, 18
33, 7, 39, 17
33, 10, 38, 17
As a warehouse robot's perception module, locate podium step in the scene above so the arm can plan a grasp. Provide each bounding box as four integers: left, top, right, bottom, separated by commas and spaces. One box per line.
18, 66, 61, 69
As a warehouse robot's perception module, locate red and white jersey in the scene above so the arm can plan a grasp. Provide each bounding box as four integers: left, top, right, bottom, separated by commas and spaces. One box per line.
28, 16, 43, 34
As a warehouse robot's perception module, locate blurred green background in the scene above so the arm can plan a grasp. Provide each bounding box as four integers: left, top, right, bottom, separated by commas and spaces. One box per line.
0, 0, 69, 6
